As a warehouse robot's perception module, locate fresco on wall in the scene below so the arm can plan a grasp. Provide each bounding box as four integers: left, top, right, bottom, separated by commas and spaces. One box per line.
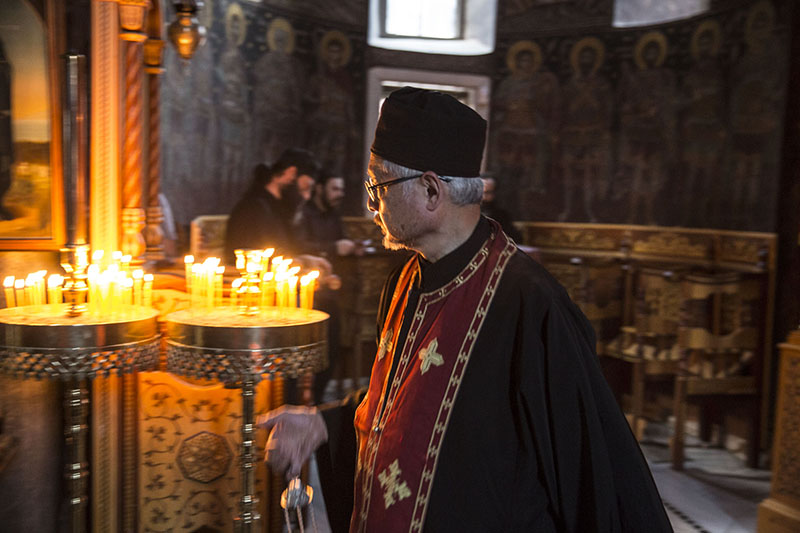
217, 2, 250, 204
617, 31, 676, 225
252, 17, 304, 164
493, 41, 560, 200
161, 0, 367, 232
490, 0, 789, 231
305, 30, 358, 178
728, 0, 784, 229
557, 36, 613, 223
680, 20, 725, 226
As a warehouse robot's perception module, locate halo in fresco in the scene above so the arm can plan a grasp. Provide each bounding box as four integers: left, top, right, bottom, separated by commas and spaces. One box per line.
569, 36, 605, 77
506, 40, 543, 74
319, 30, 351, 67
267, 17, 295, 54
690, 19, 722, 61
224, 2, 247, 47
745, 0, 775, 46
634, 30, 668, 69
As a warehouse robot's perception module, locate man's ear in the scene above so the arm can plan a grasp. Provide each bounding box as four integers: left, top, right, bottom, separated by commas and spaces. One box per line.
420, 172, 444, 212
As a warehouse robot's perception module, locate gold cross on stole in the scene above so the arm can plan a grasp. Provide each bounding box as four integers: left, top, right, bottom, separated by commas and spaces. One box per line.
378, 459, 412, 509
377, 328, 393, 360
419, 338, 444, 375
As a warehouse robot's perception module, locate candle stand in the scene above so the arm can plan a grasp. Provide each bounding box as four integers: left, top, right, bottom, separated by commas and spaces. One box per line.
0, 303, 160, 532
164, 306, 329, 533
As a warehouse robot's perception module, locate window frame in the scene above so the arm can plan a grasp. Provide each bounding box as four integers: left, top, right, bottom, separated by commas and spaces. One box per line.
378, 0, 466, 41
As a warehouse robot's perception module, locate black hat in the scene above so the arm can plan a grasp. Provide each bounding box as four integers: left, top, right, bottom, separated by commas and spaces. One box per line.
370, 87, 486, 177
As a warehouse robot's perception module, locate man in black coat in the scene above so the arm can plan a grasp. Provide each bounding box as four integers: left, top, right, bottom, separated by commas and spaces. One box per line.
258, 88, 672, 533
224, 147, 320, 264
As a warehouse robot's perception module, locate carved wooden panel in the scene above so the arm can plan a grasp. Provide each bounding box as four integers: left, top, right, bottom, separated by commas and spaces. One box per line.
138, 372, 274, 532
771, 332, 800, 507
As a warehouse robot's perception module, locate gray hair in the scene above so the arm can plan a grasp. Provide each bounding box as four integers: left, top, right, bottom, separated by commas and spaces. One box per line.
370, 156, 483, 206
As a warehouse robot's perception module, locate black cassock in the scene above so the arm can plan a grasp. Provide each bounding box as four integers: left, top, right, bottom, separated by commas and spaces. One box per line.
317, 217, 672, 532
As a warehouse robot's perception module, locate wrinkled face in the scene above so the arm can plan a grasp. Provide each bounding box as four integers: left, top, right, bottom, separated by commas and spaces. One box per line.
366, 157, 427, 251
321, 177, 345, 209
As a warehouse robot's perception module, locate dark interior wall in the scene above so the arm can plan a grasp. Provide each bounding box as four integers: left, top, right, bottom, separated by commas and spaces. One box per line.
774, 3, 800, 379
160, 0, 369, 227
490, 0, 791, 231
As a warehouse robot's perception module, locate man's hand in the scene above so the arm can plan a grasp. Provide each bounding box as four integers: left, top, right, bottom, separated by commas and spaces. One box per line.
256, 405, 328, 480
297, 254, 333, 276
335, 239, 356, 256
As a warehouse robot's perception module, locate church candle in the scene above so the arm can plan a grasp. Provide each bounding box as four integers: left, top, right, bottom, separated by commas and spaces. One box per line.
4, 277, 15, 307
215, 266, 225, 307
122, 277, 133, 306
261, 272, 274, 307
289, 276, 298, 308
143, 274, 153, 307
261, 248, 275, 273
275, 274, 285, 308
47, 274, 63, 304
132, 269, 144, 305
230, 278, 242, 307
299, 276, 310, 309
184, 255, 194, 294
24, 276, 33, 306
308, 271, 319, 310
14, 279, 25, 307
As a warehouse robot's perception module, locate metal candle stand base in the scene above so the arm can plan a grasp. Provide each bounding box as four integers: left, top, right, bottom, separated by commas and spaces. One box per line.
0, 304, 160, 533
164, 307, 329, 533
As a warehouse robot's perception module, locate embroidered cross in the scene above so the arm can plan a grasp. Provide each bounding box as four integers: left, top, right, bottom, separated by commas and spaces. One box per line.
377, 328, 393, 360
418, 338, 444, 375
377, 459, 411, 509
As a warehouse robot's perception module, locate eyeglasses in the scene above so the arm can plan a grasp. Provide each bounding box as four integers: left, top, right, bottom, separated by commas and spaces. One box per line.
363, 174, 424, 204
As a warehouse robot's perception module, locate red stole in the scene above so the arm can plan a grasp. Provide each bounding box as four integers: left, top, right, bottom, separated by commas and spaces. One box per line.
351, 221, 516, 533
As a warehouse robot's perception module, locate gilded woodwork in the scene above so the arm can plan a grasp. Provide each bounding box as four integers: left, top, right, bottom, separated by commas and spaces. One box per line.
90, 5, 123, 529
631, 232, 708, 259
757, 330, 800, 532
771, 332, 800, 503
138, 372, 273, 532
144, 50, 165, 260
144, 1, 165, 261
120, 36, 147, 260
90, 0, 122, 254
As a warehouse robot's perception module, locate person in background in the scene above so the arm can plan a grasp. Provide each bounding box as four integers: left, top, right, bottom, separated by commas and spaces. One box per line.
223, 148, 320, 265
295, 172, 356, 258
258, 87, 672, 532
480, 173, 523, 243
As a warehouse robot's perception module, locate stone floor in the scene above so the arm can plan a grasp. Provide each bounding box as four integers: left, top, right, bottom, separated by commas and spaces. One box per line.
642, 433, 770, 533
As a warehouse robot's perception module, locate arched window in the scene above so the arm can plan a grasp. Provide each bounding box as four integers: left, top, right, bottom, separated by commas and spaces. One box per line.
613, 0, 710, 27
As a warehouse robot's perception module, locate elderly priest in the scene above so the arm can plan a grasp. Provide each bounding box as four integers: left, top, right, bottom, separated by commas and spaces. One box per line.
258, 87, 673, 533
